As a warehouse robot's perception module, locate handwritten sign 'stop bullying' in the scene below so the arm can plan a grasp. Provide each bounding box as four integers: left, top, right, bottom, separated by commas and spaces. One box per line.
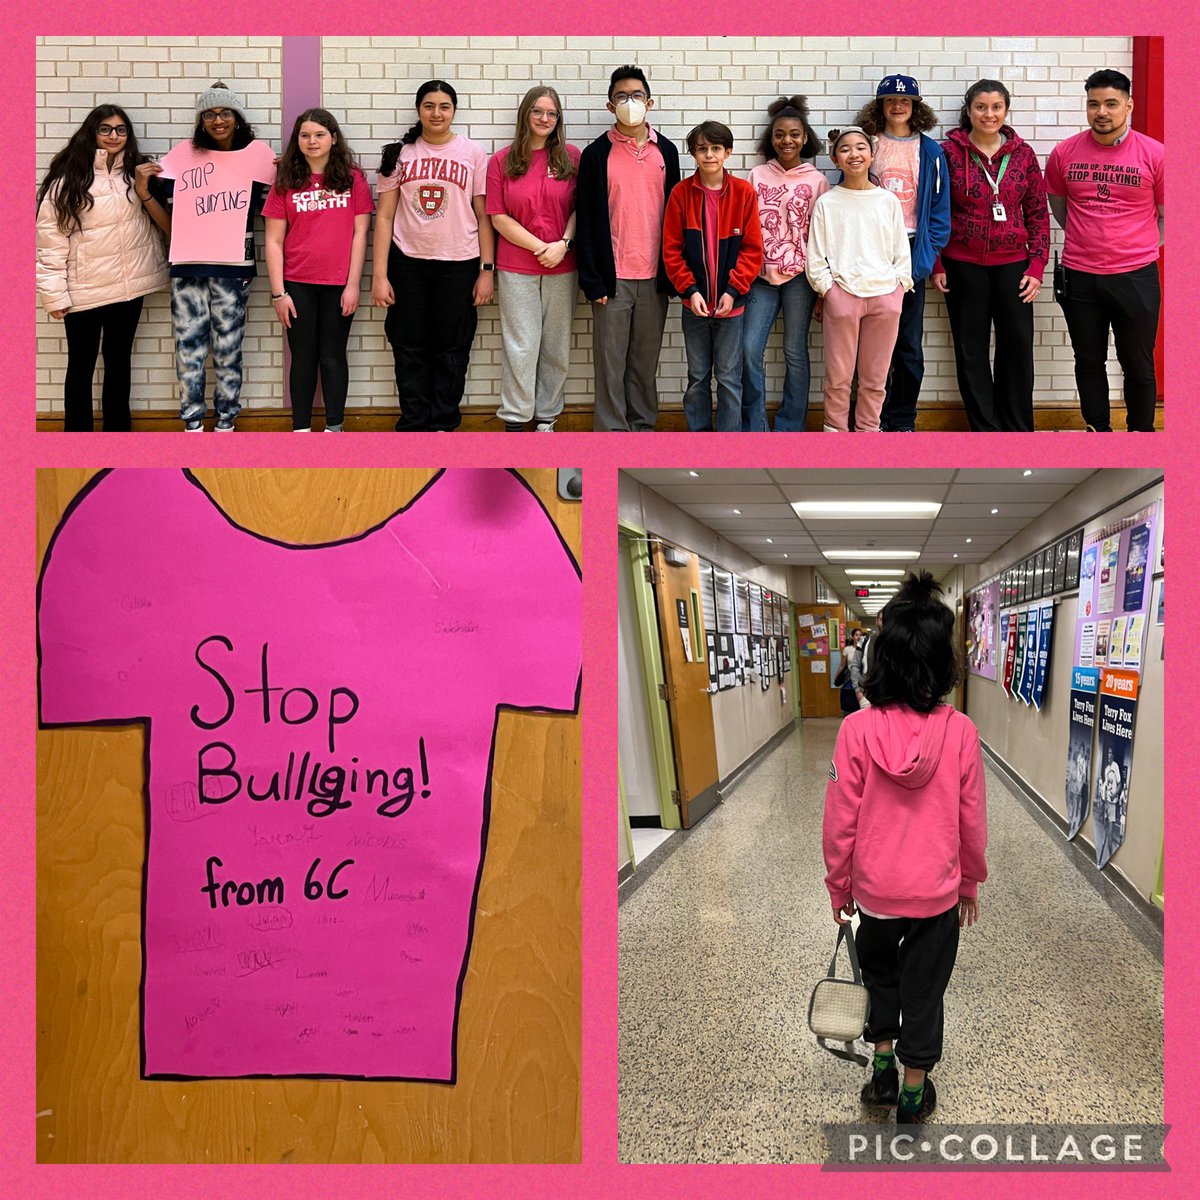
39, 469, 582, 1081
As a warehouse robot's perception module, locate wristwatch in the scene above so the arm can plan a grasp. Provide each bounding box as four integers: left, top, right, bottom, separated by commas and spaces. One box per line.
562, 236, 573, 249
481, 262, 495, 272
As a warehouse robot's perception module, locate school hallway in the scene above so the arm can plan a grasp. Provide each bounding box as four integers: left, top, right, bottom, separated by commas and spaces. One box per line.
617, 718, 1163, 1164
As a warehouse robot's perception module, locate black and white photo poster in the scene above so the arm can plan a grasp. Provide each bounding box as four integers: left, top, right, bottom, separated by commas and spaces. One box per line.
1094, 669, 1139, 869
1066, 666, 1099, 840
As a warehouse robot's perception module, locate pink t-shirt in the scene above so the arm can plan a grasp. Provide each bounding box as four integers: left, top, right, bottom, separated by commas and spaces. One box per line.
38, 468, 582, 1081
606, 126, 666, 280
160, 140, 277, 265
377, 135, 488, 262
749, 160, 830, 286
871, 134, 920, 232
262, 168, 375, 286
486, 145, 580, 276
1045, 128, 1164, 273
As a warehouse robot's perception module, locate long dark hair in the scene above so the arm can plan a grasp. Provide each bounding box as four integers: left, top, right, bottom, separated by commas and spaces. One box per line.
863, 572, 961, 712
379, 80, 458, 177
958, 79, 1011, 130
504, 86, 575, 181
755, 96, 821, 162
37, 105, 145, 234
275, 108, 357, 194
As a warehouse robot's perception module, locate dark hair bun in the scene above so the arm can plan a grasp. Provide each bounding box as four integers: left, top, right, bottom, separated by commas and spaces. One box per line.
768, 94, 811, 122
895, 570, 941, 604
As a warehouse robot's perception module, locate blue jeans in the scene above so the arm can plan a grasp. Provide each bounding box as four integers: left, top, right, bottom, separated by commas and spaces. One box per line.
681, 307, 743, 431
880, 277, 927, 431
172, 276, 251, 424
741, 275, 817, 431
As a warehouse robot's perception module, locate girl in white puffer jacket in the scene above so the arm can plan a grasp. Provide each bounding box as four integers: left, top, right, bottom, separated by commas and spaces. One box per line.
37, 105, 170, 431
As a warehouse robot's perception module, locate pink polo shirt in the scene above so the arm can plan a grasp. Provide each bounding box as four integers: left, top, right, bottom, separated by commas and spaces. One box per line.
606, 125, 667, 280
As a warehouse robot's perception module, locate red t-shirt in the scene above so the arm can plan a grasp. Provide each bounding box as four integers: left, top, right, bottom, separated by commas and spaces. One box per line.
486, 145, 580, 276
262, 167, 375, 286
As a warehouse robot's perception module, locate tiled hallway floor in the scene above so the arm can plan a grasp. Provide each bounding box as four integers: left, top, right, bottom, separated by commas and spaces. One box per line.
618, 719, 1163, 1163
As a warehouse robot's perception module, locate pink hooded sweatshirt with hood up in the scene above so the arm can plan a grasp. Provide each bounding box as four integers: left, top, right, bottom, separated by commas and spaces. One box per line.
823, 703, 987, 919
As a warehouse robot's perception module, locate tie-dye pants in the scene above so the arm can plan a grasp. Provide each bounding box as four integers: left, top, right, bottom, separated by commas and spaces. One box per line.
171, 276, 251, 423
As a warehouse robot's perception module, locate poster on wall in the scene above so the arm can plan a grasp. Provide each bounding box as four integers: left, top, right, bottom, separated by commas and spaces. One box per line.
1108, 616, 1127, 668
1032, 602, 1054, 709
706, 631, 718, 688
36, 468, 582, 1081
715, 632, 737, 690
1066, 666, 1099, 840
714, 569, 735, 634
699, 561, 716, 630
1002, 612, 1018, 697
1123, 519, 1151, 612
1018, 606, 1039, 704
735, 577, 750, 634
750, 584, 764, 636
966, 581, 1000, 679
1098, 535, 1120, 614
1079, 543, 1098, 620
735, 634, 750, 685
999, 612, 1012, 696
1094, 669, 1139, 869
1011, 610, 1029, 703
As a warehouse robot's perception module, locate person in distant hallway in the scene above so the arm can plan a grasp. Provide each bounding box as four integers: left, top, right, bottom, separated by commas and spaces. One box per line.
824, 572, 987, 1124
850, 613, 880, 709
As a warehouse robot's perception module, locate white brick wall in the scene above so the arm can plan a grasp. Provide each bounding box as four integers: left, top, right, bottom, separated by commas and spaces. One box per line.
37, 36, 1137, 419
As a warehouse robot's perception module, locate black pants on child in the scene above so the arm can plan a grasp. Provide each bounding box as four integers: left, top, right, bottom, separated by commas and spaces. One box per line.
857, 904, 960, 1071
384, 244, 479, 431
285, 281, 354, 430
62, 296, 145, 431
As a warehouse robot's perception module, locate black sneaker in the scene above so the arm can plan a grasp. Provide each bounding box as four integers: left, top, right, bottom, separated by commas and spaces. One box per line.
861, 1063, 900, 1106
895, 1076, 937, 1124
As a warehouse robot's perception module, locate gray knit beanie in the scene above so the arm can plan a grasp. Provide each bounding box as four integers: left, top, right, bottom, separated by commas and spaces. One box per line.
196, 81, 247, 121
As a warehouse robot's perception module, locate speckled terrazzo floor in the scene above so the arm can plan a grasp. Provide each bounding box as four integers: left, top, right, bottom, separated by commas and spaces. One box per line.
618, 719, 1164, 1164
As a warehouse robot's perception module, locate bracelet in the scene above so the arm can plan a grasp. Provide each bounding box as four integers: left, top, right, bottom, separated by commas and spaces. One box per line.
271, 292, 288, 301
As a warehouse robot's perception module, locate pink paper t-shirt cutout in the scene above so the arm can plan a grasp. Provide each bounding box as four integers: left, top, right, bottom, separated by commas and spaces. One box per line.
160, 141, 278, 265
39, 469, 582, 1081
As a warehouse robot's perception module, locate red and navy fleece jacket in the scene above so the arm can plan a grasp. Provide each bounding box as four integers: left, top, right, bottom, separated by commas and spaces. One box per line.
662, 172, 764, 311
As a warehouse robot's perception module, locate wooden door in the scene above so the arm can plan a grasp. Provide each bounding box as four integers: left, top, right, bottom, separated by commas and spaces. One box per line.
795, 603, 847, 718
36, 470, 581, 1164
650, 539, 719, 827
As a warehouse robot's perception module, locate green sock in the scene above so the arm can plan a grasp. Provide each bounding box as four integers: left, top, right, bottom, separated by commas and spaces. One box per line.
899, 1081, 925, 1110
873, 1049, 895, 1073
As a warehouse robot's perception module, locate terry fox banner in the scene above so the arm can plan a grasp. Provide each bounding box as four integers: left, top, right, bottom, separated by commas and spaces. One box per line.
1094, 669, 1139, 869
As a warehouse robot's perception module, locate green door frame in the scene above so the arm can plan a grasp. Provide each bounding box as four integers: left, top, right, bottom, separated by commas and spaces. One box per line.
620, 523, 682, 831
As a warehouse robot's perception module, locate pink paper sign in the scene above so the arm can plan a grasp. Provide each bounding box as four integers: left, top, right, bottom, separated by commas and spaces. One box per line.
38, 469, 582, 1081
160, 140, 277, 264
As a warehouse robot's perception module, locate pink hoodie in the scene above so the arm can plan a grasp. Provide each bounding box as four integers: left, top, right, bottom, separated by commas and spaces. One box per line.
823, 704, 987, 919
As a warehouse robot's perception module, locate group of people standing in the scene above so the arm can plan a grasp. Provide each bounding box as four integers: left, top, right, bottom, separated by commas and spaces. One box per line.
36, 64, 1163, 433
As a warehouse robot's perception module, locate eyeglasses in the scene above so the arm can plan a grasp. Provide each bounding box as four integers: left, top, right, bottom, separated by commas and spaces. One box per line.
201, 109, 236, 123
530, 108, 560, 122
612, 91, 648, 104
97, 125, 128, 137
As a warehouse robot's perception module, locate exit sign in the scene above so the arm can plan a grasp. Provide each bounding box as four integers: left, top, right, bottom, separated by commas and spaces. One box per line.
854, 588, 870, 598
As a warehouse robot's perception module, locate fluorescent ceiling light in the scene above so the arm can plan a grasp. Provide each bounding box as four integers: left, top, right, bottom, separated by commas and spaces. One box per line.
688, 471, 700, 477
792, 501, 941, 518
849, 580, 900, 587
842, 568, 906, 576
824, 550, 920, 561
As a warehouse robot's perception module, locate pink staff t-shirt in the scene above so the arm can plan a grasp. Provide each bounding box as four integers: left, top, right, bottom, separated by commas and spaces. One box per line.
262, 168, 375, 286
160, 140, 278, 265
38, 469, 582, 1081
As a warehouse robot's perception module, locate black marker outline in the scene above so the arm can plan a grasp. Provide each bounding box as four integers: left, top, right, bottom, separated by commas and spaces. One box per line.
37, 467, 582, 1083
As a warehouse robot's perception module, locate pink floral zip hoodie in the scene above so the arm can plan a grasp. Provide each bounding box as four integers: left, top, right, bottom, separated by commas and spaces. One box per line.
823, 703, 987, 919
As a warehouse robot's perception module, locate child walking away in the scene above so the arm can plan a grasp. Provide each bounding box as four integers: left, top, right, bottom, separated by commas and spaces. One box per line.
662, 121, 763, 431
806, 127, 912, 432
822, 572, 987, 1124
264, 108, 373, 432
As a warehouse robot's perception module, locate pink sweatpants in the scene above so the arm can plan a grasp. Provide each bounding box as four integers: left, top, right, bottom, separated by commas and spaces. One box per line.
821, 283, 905, 432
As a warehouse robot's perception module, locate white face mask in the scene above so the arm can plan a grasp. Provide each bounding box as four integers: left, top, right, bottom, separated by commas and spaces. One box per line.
614, 98, 648, 127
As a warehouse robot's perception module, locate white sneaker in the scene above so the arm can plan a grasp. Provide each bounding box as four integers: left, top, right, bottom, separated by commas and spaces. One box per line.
535, 421, 556, 432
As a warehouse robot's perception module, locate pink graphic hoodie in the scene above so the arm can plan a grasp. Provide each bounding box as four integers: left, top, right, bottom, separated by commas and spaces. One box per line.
823, 703, 987, 919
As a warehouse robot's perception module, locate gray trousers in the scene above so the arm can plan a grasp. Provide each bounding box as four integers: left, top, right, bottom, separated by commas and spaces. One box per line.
496, 269, 578, 426
591, 277, 668, 431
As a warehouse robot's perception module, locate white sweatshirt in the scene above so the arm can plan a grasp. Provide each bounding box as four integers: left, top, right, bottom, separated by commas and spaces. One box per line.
805, 185, 913, 298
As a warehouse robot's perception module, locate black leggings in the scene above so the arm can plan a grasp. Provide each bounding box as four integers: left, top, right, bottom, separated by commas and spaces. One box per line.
285, 280, 354, 429
62, 296, 145, 431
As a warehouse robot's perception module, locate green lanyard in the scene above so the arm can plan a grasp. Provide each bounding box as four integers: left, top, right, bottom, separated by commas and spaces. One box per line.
969, 150, 1012, 199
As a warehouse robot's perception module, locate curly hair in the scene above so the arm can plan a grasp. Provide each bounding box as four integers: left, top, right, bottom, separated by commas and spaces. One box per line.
852, 95, 941, 136
37, 105, 148, 234
755, 95, 822, 161
275, 108, 358, 194
862, 572, 961, 712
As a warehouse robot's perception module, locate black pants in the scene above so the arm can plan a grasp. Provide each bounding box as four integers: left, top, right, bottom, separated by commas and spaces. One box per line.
942, 256, 1034, 432
857, 904, 960, 1071
1059, 262, 1159, 432
383, 244, 479, 431
285, 281, 354, 430
61, 296, 145, 431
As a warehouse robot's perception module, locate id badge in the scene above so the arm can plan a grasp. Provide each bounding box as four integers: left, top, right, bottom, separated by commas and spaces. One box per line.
992, 202, 1007, 222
